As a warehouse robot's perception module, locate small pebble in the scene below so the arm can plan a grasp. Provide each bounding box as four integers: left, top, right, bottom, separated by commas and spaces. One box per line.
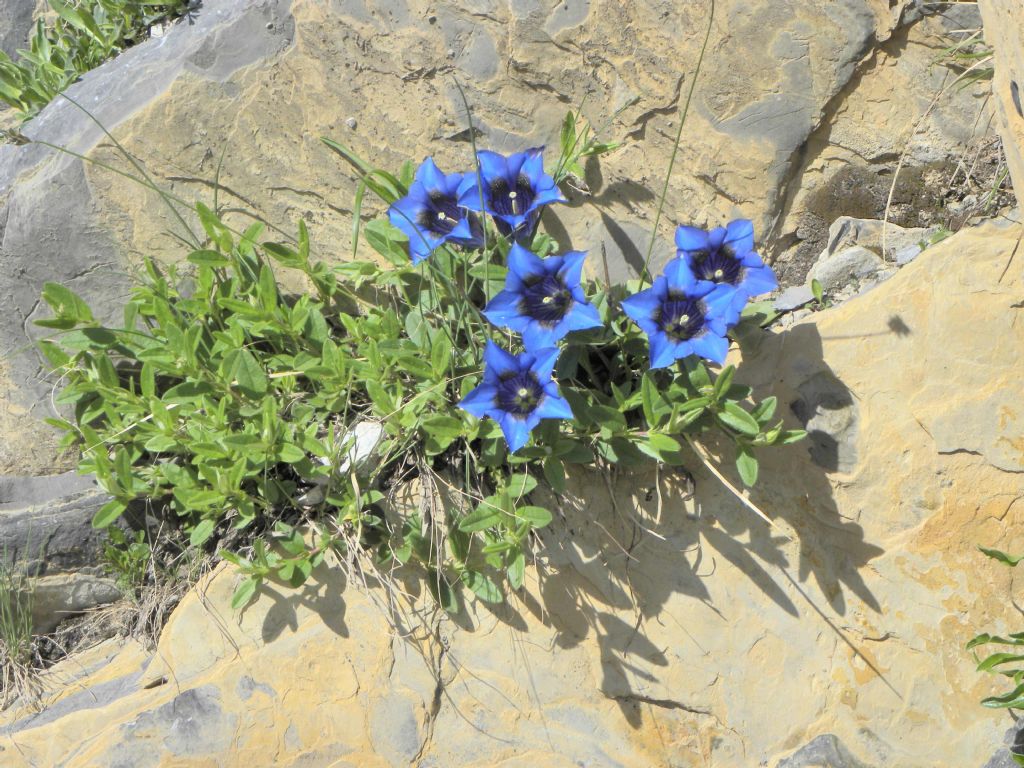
345, 117, 357, 130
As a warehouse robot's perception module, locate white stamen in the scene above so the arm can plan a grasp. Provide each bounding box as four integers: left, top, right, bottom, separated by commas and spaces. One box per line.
714, 269, 724, 279
508, 191, 518, 200
517, 387, 529, 398
437, 211, 447, 221
680, 314, 689, 323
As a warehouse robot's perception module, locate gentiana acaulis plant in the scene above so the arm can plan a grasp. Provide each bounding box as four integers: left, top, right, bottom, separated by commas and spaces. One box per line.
35, 110, 805, 613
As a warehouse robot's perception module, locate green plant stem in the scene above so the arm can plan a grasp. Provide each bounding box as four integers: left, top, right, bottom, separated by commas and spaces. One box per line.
638, 0, 715, 288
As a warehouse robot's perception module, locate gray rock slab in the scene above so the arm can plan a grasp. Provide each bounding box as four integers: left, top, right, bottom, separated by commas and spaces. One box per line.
0, 0, 35, 59
808, 244, 887, 294
824, 216, 931, 262
775, 284, 815, 312
776, 733, 872, 768
0, 480, 112, 574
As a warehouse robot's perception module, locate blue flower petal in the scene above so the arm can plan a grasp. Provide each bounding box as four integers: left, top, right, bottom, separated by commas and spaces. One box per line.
507, 243, 546, 282
621, 285, 662, 325
535, 391, 574, 420
445, 208, 474, 241
690, 333, 729, 365
675, 225, 711, 252
663, 258, 699, 293
415, 158, 447, 193
563, 301, 602, 332
724, 219, 755, 254
521, 323, 560, 350
739, 264, 778, 297
482, 340, 519, 379
456, 175, 484, 210
703, 284, 737, 319
529, 346, 561, 381
477, 150, 508, 183
740, 250, 766, 268
558, 250, 588, 286
499, 413, 532, 453
458, 384, 498, 418
708, 226, 727, 250
516, 148, 545, 181
530, 184, 567, 209
649, 332, 679, 369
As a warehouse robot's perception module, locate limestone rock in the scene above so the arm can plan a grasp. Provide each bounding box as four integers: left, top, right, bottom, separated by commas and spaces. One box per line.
0, 473, 122, 631
979, 0, 1024, 197
808, 244, 889, 294
0, 0, 35, 59
29, 572, 122, 634
772, 6, 1003, 286
2, 220, 1021, 766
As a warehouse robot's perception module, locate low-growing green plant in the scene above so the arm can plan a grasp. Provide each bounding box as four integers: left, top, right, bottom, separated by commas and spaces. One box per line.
0, 0, 190, 120
0, 552, 38, 706
102, 527, 152, 598
968, 546, 1024, 765
35, 106, 803, 612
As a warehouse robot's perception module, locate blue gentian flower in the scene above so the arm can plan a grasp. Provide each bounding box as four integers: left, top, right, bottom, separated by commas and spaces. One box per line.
482, 243, 602, 349
457, 148, 566, 237
674, 219, 777, 324
621, 259, 734, 369
388, 158, 482, 264
458, 341, 573, 452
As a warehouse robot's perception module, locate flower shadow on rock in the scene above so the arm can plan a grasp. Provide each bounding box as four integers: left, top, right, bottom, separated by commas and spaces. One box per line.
446, 323, 886, 735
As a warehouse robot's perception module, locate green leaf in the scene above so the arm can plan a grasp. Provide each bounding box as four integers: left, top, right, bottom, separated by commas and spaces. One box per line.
712, 365, 735, 401
636, 433, 684, 464
751, 396, 778, 424
189, 519, 217, 547
717, 402, 760, 436
505, 472, 538, 499
40, 282, 94, 326
421, 414, 465, 455
507, 549, 525, 591
461, 569, 503, 603
777, 429, 808, 445
231, 576, 260, 611
228, 349, 268, 399
981, 681, 1024, 708
641, 373, 669, 428
977, 652, 1024, 673
542, 455, 566, 494
363, 219, 409, 265
163, 380, 216, 402
92, 499, 126, 529
187, 249, 230, 268
979, 546, 1024, 567
426, 570, 459, 614
516, 505, 552, 528
458, 501, 504, 533
263, 242, 306, 269
736, 446, 759, 486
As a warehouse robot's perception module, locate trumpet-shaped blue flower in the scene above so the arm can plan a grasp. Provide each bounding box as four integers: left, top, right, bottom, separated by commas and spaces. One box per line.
458, 341, 572, 452
388, 158, 482, 264
483, 244, 602, 349
457, 148, 565, 237
622, 259, 734, 369
674, 219, 777, 324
